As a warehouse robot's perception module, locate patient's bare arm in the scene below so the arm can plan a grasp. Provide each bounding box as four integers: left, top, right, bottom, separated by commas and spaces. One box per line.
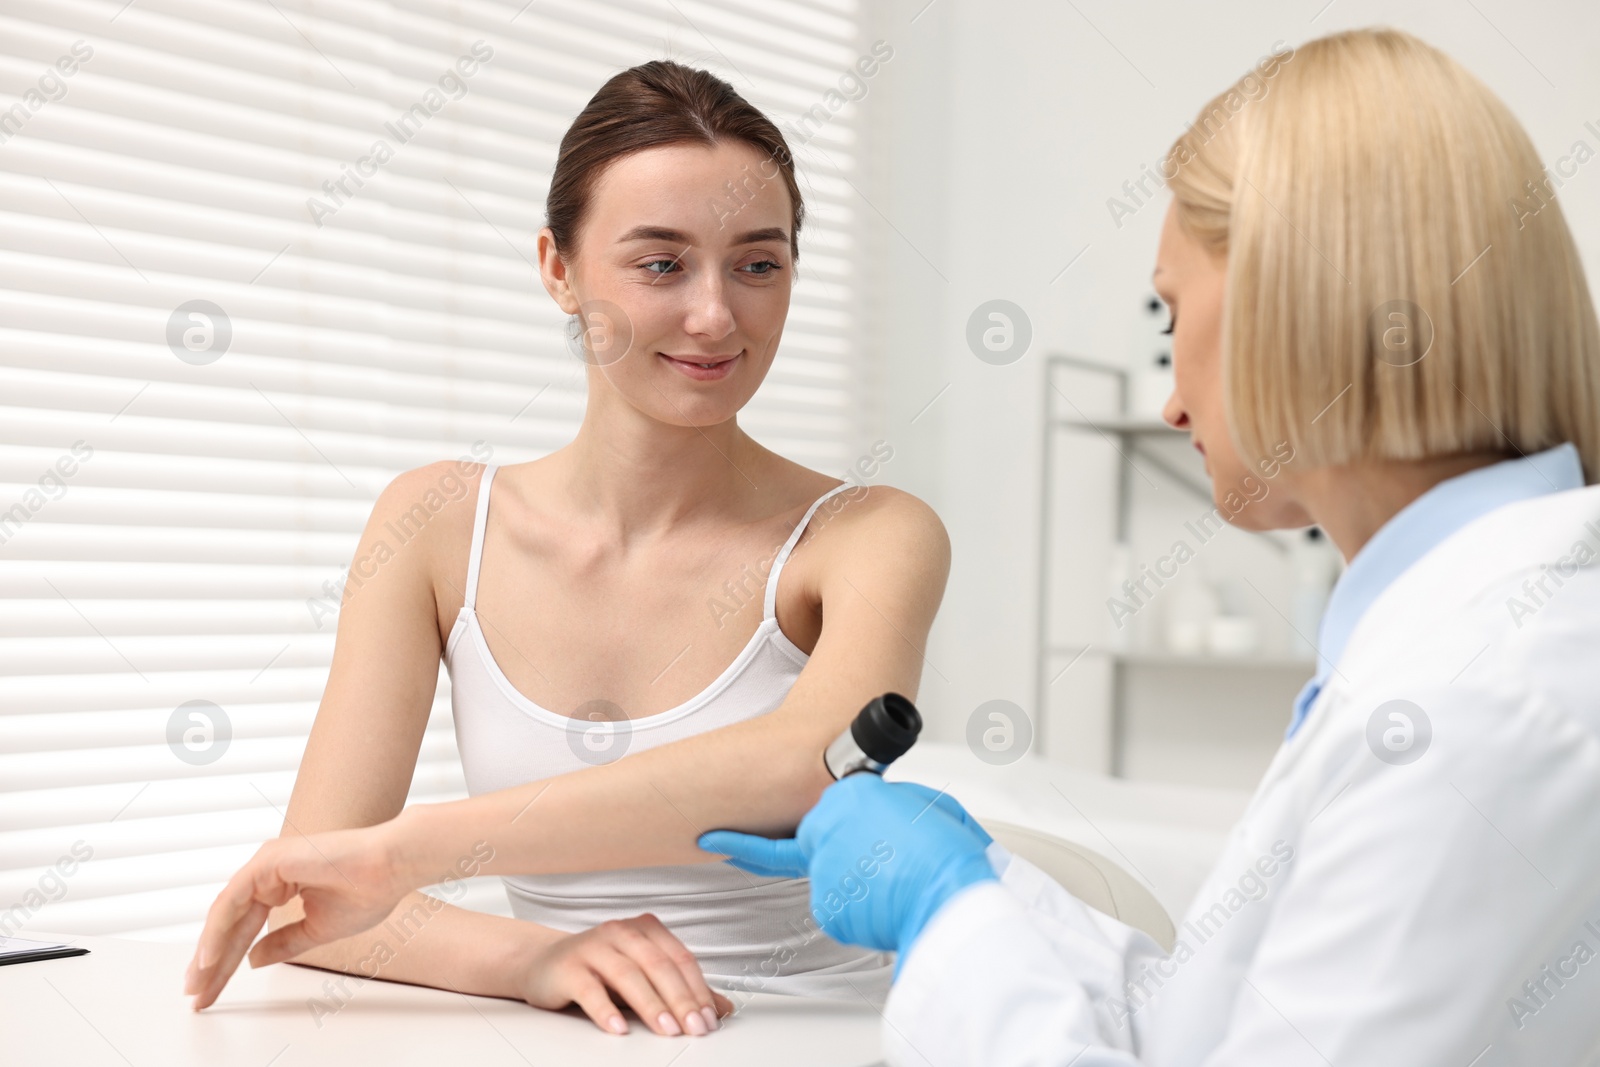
186, 464, 950, 1018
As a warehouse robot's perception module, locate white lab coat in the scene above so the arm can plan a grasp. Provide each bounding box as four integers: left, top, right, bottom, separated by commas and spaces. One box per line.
884, 484, 1600, 1066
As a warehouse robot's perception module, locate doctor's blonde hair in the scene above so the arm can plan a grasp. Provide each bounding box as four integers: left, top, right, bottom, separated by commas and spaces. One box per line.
1165, 28, 1600, 483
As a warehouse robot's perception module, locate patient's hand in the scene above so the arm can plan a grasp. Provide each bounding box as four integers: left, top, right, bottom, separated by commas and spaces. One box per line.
185, 824, 412, 1010
519, 913, 733, 1036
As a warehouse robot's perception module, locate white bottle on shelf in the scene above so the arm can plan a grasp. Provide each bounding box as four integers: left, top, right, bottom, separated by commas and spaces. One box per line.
1164, 571, 1219, 656
1105, 541, 1133, 653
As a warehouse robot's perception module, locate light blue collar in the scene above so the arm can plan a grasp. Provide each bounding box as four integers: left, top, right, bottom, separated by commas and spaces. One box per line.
1287, 443, 1585, 738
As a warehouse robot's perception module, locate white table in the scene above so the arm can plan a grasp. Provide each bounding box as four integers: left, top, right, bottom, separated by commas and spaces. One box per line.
2, 933, 886, 1066
4, 745, 1248, 1066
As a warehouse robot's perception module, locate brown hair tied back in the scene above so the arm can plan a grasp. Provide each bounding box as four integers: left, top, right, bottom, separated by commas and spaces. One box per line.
545, 59, 805, 260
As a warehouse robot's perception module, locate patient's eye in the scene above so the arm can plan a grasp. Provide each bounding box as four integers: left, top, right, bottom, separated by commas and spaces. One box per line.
741, 258, 782, 276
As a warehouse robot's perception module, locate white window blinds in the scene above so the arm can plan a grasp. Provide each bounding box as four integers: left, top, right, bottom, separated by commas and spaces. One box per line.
0, 0, 875, 943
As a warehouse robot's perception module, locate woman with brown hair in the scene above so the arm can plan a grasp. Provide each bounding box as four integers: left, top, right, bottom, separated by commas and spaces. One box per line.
184, 60, 948, 1038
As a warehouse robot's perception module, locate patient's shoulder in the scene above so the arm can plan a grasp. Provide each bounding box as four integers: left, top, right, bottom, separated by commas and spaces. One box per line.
799, 481, 950, 577
371, 459, 484, 542
362, 459, 487, 600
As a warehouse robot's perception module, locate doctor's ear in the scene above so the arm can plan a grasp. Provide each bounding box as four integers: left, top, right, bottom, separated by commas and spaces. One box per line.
537, 227, 582, 315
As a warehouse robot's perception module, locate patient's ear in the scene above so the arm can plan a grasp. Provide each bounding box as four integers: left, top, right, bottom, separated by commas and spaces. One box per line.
537, 226, 581, 314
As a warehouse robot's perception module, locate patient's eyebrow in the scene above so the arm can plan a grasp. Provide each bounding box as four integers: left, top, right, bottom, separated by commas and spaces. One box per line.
731, 226, 789, 246
616, 224, 790, 246
618, 225, 691, 244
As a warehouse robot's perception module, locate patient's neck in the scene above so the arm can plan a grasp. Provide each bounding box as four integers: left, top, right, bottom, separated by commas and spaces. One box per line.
556, 388, 765, 541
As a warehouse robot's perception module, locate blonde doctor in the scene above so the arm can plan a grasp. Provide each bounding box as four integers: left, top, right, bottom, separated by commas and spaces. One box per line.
703, 28, 1600, 1066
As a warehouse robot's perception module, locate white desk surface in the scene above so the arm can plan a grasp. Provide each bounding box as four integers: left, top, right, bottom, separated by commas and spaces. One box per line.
4, 744, 1249, 1066
3, 933, 887, 1066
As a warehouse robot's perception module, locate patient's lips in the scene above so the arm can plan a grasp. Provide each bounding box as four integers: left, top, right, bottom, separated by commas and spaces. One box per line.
659, 351, 741, 381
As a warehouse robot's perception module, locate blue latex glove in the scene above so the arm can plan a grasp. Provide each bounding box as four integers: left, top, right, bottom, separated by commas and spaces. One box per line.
698, 776, 997, 978
700, 781, 993, 879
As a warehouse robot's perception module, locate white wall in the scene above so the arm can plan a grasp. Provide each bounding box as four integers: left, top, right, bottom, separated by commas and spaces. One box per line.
861, 0, 1600, 785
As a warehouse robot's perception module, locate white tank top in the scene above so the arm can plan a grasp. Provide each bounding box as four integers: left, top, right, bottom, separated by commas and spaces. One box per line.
445, 463, 894, 1003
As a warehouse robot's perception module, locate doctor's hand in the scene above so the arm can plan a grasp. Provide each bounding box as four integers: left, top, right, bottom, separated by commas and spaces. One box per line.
184, 823, 415, 1010
697, 777, 997, 975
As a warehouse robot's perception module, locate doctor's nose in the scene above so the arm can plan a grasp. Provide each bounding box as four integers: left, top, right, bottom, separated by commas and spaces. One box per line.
1161, 389, 1188, 431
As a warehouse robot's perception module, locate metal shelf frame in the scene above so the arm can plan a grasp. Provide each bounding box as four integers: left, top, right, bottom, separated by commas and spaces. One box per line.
1035, 354, 1308, 776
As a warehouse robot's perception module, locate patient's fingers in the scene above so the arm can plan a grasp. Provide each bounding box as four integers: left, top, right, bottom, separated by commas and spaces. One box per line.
567, 972, 630, 1035
592, 945, 680, 1035
611, 917, 710, 1035
189, 857, 263, 982
187, 845, 297, 1008
247, 917, 320, 970
188, 897, 271, 1010
520, 916, 734, 1036
188, 870, 252, 990
634, 914, 721, 1031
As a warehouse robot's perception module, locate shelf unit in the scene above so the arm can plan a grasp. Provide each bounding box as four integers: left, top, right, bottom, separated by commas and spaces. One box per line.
1035, 354, 1314, 776
1057, 648, 1317, 671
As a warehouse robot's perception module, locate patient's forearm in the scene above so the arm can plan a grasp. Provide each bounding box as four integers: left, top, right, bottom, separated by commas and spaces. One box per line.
390, 713, 829, 885
270, 890, 558, 1001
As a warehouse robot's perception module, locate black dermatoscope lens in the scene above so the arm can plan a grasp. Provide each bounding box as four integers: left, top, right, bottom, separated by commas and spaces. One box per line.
824, 692, 923, 779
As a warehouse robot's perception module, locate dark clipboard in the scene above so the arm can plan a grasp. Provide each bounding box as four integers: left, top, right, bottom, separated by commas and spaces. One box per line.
0, 936, 90, 967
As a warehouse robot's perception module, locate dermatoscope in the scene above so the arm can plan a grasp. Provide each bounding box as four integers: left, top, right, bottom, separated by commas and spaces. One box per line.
823, 692, 923, 779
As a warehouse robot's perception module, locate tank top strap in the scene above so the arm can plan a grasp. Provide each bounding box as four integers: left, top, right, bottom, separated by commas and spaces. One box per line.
762, 481, 858, 621
462, 463, 499, 612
